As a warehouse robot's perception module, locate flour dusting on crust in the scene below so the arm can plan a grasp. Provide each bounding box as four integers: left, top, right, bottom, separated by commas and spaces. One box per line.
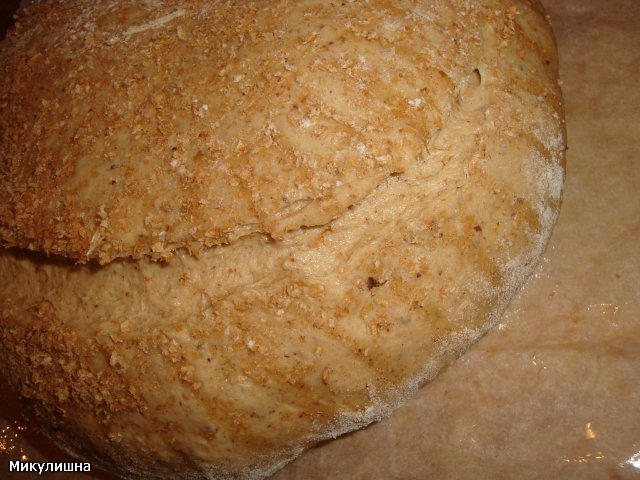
0, 1, 564, 479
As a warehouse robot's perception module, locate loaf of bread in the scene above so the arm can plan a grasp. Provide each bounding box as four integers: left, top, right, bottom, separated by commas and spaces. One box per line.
0, 1, 565, 478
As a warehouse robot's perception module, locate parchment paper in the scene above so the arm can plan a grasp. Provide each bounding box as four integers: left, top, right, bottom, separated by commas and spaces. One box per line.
1, 0, 639, 478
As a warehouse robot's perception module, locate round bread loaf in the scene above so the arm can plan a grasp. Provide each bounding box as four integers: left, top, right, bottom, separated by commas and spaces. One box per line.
0, 0, 565, 479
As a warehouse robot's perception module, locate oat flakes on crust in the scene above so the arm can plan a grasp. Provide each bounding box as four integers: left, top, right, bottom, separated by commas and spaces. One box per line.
1, 0, 458, 264
0, 1, 565, 479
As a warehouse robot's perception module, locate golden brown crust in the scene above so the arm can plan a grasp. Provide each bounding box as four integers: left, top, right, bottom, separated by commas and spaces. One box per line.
1, 0, 459, 264
0, 1, 565, 479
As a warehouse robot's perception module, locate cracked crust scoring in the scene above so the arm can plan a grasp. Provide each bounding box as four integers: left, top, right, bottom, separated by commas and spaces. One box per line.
0, 1, 565, 479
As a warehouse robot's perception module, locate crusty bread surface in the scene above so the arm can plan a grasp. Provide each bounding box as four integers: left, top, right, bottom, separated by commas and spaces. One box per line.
0, 1, 565, 479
